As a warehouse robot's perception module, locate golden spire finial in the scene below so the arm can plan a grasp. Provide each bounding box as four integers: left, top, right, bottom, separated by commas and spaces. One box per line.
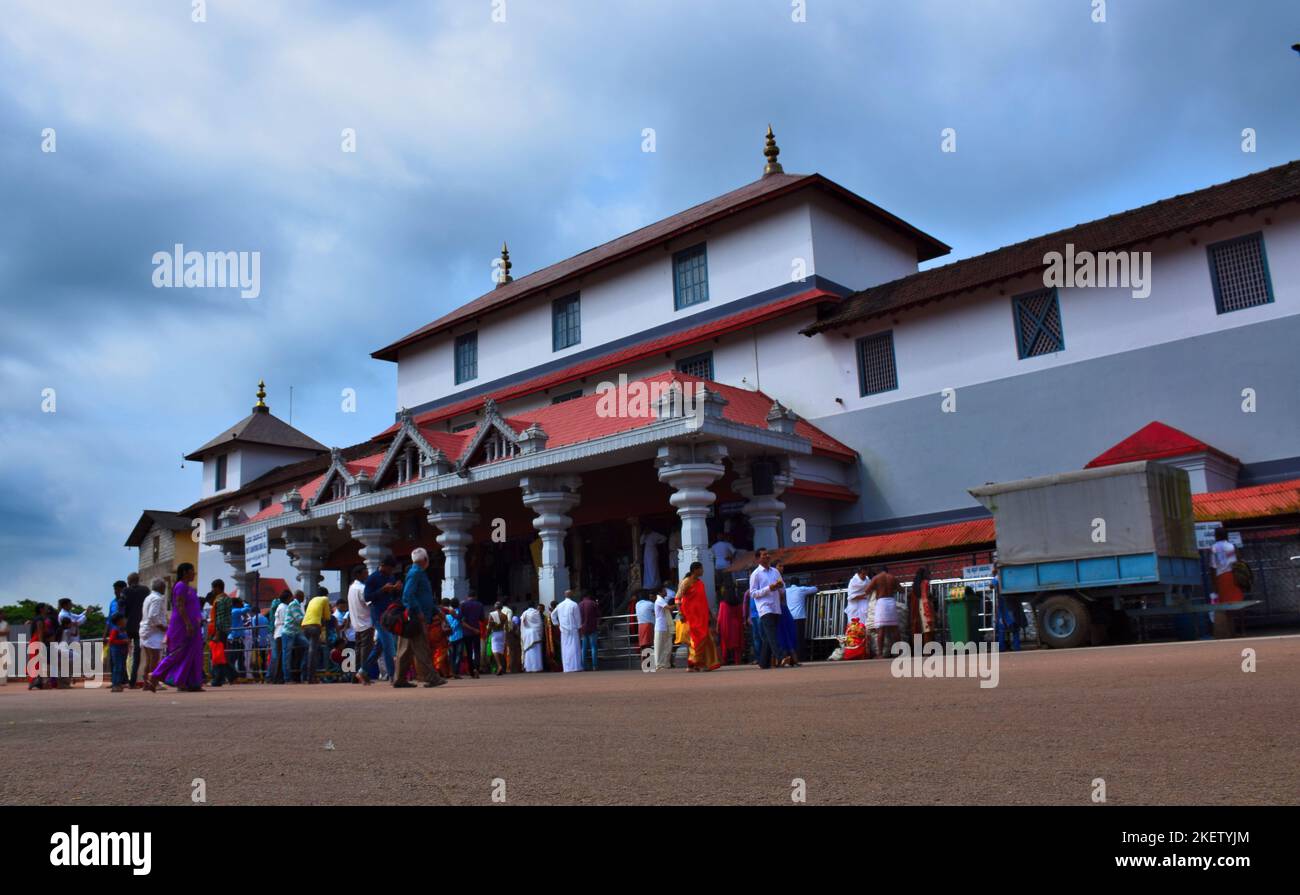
763, 124, 783, 177
496, 241, 513, 288
254, 379, 268, 411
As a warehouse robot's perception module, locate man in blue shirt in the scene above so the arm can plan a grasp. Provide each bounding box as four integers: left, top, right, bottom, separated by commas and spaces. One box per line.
365, 557, 401, 681
394, 548, 445, 689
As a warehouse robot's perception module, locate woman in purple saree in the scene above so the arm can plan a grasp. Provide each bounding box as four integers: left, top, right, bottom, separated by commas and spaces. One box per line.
146, 562, 205, 692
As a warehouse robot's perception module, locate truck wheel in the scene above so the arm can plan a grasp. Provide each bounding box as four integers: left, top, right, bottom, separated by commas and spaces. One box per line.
1036, 595, 1091, 649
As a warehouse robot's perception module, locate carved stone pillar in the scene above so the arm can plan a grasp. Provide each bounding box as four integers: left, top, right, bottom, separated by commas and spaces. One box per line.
520, 475, 581, 608
732, 455, 794, 552
425, 496, 479, 600
284, 527, 330, 598
349, 512, 399, 574
656, 442, 728, 610
219, 543, 248, 602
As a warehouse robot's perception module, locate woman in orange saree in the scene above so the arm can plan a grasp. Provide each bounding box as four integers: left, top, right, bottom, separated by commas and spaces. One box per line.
678, 562, 721, 672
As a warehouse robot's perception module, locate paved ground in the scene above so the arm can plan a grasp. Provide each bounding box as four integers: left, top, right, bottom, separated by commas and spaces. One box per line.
1, 635, 1296, 805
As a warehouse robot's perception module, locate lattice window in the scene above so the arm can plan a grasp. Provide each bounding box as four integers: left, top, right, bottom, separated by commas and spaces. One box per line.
855, 331, 898, 396
552, 293, 581, 350
1208, 233, 1272, 314
673, 243, 709, 309
1013, 288, 1065, 359
454, 332, 478, 384
675, 351, 714, 380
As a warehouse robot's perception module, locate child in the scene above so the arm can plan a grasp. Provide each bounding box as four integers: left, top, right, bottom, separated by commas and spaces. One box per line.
107, 611, 130, 692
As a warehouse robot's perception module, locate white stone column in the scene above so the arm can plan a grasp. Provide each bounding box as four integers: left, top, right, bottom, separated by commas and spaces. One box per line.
656, 442, 728, 609
284, 527, 330, 597
520, 475, 581, 607
425, 496, 479, 601
349, 512, 399, 574
733, 456, 794, 552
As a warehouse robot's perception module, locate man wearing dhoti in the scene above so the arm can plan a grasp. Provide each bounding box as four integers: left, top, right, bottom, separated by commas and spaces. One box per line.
552, 591, 583, 672
520, 603, 545, 673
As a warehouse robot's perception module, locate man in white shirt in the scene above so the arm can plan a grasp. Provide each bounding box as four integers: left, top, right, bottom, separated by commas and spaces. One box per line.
271, 592, 290, 684
747, 548, 785, 669
346, 566, 373, 684
652, 587, 676, 671
785, 577, 818, 663
552, 590, 584, 672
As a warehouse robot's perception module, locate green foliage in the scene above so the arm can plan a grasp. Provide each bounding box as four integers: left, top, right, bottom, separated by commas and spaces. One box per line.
0, 599, 106, 639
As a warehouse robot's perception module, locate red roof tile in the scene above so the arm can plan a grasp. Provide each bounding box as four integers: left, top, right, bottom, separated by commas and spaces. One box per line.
805, 159, 1300, 333
377, 287, 843, 437
1085, 421, 1241, 468
787, 479, 857, 502
739, 518, 997, 569
373, 175, 947, 360
1193, 479, 1300, 523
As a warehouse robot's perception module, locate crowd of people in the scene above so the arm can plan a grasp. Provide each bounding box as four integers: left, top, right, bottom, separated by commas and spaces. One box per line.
17, 543, 951, 692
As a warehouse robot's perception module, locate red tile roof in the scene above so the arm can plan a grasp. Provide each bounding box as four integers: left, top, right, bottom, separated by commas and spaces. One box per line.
378, 286, 843, 436
1193, 479, 1300, 523
373, 174, 948, 361
1085, 421, 1241, 468
787, 479, 858, 502
805, 159, 1300, 334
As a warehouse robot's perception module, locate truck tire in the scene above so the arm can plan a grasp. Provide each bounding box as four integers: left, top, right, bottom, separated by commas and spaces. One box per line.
1036, 595, 1091, 649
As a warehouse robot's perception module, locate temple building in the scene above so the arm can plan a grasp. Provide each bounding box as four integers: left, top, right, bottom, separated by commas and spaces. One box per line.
160, 131, 1298, 613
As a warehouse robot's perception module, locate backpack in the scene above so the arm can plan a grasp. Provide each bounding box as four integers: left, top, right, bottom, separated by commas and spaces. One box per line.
380, 603, 408, 637
1232, 560, 1253, 593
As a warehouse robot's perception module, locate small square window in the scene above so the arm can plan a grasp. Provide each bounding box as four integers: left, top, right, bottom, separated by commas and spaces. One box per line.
259, 496, 272, 511
454, 332, 478, 384
675, 351, 714, 380
1012, 288, 1065, 359
1207, 232, 1272, 314
673, 244, 709, 309
855, 331, 898, 396
552, 293, 581, 350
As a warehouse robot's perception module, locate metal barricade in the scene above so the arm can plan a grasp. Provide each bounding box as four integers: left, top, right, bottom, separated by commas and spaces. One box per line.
597, 613, 643, 669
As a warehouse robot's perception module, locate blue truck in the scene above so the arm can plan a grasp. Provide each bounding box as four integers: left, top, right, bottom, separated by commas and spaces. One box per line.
968, 461, 1203, 648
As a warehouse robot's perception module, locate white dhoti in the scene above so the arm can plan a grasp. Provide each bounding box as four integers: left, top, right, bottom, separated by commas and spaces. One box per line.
521, 609, 544, 673
552, 599, 584, 673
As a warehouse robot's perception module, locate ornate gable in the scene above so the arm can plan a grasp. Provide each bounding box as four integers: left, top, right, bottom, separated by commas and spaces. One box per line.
310, 447, 370, 507
373, 409, 452, 489
455, 398, 546, 475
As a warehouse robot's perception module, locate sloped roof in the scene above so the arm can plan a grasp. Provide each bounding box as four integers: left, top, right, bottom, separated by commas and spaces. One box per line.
372, 173, 948, 361
1085, 421, 1241, 469
185, 407, 328, 461
1193, 479, 1300, 523
124, 510, 194, 547
804, 159, 1300, 334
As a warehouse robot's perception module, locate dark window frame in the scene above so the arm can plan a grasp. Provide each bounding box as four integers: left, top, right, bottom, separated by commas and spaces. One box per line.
675, 350, 715, 380
1206, 232, 1274, 314
672, 243, 709, 310
855, 330, 899, 397
550, 389, 583, 404
1011, 287, 1066, 360
214, 453, 227, 491
454, 331, 478, 384
552, 292, 582, 351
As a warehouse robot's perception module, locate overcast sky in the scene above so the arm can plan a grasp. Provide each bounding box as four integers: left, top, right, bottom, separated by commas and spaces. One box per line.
1, 0, 1296, 605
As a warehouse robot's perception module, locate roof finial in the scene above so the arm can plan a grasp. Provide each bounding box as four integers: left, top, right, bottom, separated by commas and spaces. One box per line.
254, 379, 269, 412
495, 241, 513, 288
762, 124, 783, 177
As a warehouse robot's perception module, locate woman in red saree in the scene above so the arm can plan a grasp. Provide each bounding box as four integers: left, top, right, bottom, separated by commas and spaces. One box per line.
909, 567, 937, 646
717, 584, 744, 666
426, 603, 452, 680
678, 562, 721, 672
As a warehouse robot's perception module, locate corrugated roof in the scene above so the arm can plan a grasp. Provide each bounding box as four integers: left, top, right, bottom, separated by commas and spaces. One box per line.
372, 173, 948, 361
1194, 479, 1300, 523
804, 159, 1300, 334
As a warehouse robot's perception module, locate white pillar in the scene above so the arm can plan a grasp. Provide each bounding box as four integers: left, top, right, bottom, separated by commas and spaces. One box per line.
219, 544, 248, 601
426, 496, 479, 601
521, 475, 581, 608
733, 456, 793, 552
350, 512, 399, 574
656, 442, 728, 610
284, 527, 330, 597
